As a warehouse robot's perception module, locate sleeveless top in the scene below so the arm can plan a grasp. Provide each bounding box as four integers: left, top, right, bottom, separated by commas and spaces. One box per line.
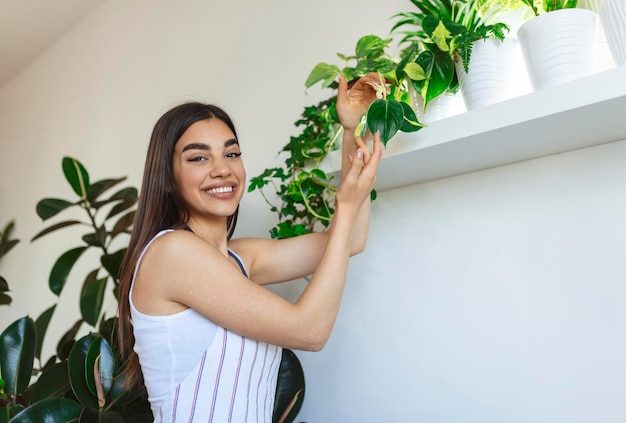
130, 229, 282, 422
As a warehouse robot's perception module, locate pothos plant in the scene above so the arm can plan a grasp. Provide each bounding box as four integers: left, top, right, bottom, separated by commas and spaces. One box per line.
248, 34, 428, 239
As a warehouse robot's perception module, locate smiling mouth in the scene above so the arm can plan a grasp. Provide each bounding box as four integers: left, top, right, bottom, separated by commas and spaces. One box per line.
206, 186, 234, 194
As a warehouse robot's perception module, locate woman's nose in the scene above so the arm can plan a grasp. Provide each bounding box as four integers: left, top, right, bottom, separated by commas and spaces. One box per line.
210, 159, 232, 178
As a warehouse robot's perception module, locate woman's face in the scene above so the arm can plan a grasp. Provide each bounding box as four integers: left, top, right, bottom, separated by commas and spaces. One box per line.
172, 118, 245, 225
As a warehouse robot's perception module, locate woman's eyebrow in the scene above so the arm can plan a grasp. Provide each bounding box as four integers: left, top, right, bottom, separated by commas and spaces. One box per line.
181, 139, 238, 152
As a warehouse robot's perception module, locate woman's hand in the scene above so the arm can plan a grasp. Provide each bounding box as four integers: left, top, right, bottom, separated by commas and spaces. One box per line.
336, 73, 382, 133
336, 131, 382, 215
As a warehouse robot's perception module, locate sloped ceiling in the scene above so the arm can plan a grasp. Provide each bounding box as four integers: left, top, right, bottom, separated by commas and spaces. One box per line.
0, 0, 103, 88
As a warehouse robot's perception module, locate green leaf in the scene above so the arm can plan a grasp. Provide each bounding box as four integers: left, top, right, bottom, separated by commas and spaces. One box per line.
403, 62, 426, 81
62, 157, 90, 199
35, 198, 74, 221
273, 349, 305, 423
399, 101, 424, 133
80, 270, 107, 327
9, 397, 81, 423
413, 50, 455, 108
355, 34, 388, 59
87, 177, 127, 203
304, 63, 341, 89
101, 248, 125, 280
109, 211, 134, 240
105, 199, 137, 221
82, 225, 107, 248
0, 277, 8, 292
0, 316, 36, 396
85, 337, 116, 399
34, 304, 56, 361
57, 319, 83, 361
49, 247, 88, 296
79, 408, 124, 423
0, 292, 11, 306
0, 239, 19, 261
68, 334, 99, 409
30, 220, 82, 242
31, 361, 71, 402
366, 99, 405, 146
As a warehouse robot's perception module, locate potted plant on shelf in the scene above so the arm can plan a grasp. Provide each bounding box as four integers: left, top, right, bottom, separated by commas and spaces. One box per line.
516, 0, 600, 90
392, 0, 529, 111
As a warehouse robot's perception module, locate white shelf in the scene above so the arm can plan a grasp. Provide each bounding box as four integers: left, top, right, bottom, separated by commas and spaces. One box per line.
319, 65, 626, 192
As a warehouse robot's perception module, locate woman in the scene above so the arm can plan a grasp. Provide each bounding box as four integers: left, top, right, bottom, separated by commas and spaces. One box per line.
117, 73, 382, 422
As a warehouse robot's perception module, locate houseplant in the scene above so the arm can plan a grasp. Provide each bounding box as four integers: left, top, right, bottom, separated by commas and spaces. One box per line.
392, 0, 528, 111
0, 157, 306, 422
250, 33, 426, 240
0, 220, 19, 306
517, 0, 600, 90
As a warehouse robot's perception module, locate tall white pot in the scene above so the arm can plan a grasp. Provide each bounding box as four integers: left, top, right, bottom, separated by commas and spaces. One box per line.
454, 37, 531, 110
599, 0, 626, 66
517, 8, 599, 90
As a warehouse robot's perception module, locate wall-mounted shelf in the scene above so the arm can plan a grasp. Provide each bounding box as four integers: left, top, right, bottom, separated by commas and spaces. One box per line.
319, 65, 626, 192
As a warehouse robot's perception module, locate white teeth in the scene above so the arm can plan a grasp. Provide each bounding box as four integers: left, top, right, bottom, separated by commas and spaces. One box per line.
206, 186, 233, 194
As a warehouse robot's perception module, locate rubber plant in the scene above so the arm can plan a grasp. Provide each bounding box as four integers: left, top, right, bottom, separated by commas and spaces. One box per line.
0, 157, 306, 422
0, 156, 150, 422
0, 220, 19, 306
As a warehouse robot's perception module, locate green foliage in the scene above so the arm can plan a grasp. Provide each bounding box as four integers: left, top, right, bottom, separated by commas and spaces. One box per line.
0, 221, 19, 306
521, 0, 577, 15
0, 157, 149, 422
249, 97, 340, 239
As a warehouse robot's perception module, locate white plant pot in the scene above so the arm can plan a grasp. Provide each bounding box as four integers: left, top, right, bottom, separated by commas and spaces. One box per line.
599, 0, 626, 66
454, 37, 531, 110
410, 87, 466, 124
517, 8, 599, 90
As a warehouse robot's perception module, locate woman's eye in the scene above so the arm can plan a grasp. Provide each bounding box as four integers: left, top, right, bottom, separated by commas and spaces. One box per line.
226, 152, 242, 159
188, 156, 206, 162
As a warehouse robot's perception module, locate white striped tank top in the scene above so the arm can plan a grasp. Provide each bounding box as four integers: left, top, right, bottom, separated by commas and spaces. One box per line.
130, 229, 282, 422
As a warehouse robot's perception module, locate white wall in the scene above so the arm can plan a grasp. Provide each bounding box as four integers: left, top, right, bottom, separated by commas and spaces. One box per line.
1, 1, 625, 422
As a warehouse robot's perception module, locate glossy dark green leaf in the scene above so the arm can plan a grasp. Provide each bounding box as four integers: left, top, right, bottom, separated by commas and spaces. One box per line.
101, 249, 126, 280
31, 361, 71, 402
49, 247, 88, 296
273, 349, 305, 423
62, 157, 90, 199
30, 220, 83, 242
9, 397, 81, 423
0, 277, 8, 292
414, 50, 454, 108
34, 304, 56, 361
0, 316, 36, 396
105, 199, 137, 221
57, 319, 83, 361
68, 334, 99, 409
80, 270, 107, 327
35, 198, 75, 221
79, 408, 123, 423
0, 293, 11, 305
82, 225, 107, 248
366, 99, 405, 146
85, 337, 116, 398
399, 101, 424, 133
98, 317, 117, 348
87, 177, 127, 203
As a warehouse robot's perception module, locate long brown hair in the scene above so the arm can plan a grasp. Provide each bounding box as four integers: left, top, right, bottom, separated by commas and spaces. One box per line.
117, 102, 240, 386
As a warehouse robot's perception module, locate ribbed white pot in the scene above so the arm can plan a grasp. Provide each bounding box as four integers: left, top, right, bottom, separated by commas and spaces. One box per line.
518, 8, 599, 90
454, 37, 532, 110
599, 0, 626, 66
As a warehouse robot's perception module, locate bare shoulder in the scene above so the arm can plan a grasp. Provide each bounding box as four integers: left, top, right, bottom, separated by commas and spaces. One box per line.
132, 229, 222, 314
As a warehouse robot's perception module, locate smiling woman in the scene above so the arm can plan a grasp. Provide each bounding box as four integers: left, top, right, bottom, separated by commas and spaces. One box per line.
116, 73, 382, 423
